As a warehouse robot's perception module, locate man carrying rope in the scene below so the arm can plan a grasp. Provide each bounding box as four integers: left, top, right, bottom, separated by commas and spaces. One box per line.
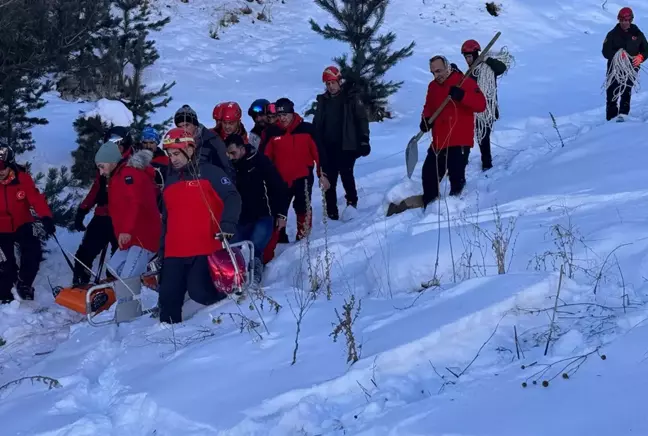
602, 7, 648, 121
419, 55, 486, 208
461, 39, 507, 171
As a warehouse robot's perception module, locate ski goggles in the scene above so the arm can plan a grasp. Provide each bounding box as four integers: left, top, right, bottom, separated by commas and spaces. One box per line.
108, 134, 124, 145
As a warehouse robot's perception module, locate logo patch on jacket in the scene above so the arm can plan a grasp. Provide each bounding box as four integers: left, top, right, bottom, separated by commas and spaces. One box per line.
221, 177, 231, 185
16, 191, 25, 200
124, 175, 133, 185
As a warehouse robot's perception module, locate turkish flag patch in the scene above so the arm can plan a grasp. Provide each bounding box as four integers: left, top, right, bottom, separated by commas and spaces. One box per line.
16, 191, 25, 200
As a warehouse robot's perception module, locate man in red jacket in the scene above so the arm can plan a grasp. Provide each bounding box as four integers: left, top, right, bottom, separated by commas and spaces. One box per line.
94, 140, 161, 280
72, 126, 134, 286
158, 128, 242, 324
419, 55, 486, 207
261, 97, 329, 255
0, 145, 55, 302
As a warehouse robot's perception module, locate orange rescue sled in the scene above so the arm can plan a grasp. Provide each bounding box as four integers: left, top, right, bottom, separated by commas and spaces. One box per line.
54, 275, 144, 327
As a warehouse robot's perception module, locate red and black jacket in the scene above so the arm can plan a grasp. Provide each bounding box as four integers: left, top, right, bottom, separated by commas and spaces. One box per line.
107, 150, 161, 253
0, 167, 52, 233
261, 114, 327, 186
160, 161, 241, 258
421, 71, 486, 150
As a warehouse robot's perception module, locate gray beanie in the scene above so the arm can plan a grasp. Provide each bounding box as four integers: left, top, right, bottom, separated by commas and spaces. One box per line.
95, 140, 122, 165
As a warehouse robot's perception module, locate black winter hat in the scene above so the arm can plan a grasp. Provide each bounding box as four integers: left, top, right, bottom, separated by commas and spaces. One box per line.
174, 105, 199, 127
225, 133, 245, 147
274, 98, 294, 114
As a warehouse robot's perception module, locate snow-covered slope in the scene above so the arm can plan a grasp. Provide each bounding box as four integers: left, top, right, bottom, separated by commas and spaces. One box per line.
3, 0, 648, 434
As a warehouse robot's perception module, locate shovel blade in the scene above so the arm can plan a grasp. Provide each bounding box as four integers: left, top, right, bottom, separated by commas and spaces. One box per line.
405, 136, 419, 178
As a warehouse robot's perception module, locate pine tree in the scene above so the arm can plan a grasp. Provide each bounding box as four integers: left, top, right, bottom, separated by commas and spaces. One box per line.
310, 0, 415, 121
52, 0, 120, 100
33, 167, 80, 228
113, 0, 175, 131
71, 115, 111, 187
0, 1, 51, 155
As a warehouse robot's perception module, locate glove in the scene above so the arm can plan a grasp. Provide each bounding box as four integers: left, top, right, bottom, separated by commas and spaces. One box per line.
74, 208, 88, 232
358, 142, 371, 157
419, 117, 431, 132
449, 86, 465, 102
633, 54, 644, 68
216, 232, 234, 242
41, 217, 56, 236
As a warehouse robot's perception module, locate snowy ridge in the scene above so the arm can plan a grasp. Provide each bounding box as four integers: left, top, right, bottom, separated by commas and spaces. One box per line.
3, 0, 648, 434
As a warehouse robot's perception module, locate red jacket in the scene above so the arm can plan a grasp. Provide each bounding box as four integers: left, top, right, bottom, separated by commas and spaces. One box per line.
79, 173, 109, 216
262, 114, 324, 185
422, 71, 486, 150
107, 150, 161, 253
214, 124, 248, 144
0, 168, 52, 233
161, 162, 241, 258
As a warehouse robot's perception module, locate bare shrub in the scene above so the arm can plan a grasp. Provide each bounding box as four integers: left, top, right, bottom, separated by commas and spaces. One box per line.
330, 294, 362, 364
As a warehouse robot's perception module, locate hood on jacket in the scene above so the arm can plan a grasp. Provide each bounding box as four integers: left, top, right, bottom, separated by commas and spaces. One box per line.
127, 149, 154, 169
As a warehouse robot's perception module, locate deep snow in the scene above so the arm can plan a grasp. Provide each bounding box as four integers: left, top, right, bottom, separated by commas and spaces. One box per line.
3, 0, 648, 435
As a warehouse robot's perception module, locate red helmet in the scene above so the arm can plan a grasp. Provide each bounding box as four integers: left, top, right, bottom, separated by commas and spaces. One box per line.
162, 127, 195, 150
322, 65, 341, 82
212, 102, 226, 121
221, 102, 242, 122
618, 7, 633, 20
461, 39, 481, 53
207, 247, 247, 294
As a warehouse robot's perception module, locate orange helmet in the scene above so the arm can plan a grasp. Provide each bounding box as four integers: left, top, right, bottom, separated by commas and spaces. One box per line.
322, 65, 341, 82
221, 102, 242, 122
163, 127, 195, 150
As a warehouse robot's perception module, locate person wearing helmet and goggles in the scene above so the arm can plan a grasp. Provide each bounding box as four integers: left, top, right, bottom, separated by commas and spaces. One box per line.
247, 99, 272, 150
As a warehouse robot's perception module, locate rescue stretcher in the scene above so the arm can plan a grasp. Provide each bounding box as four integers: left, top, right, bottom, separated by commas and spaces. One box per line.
53, 240, 255, 327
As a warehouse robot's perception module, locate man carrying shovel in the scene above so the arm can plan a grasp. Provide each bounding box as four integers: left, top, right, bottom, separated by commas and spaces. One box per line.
419, 55, 486, 208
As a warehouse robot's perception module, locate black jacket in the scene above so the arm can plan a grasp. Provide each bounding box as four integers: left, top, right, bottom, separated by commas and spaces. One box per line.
469, 57, 507, 120
232, 145, 289, 224
602, 24, 648, 70
196, 124, 236, 182
313, 83, 370, 157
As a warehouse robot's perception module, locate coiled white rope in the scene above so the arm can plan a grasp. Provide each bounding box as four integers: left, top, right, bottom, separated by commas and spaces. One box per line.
604, 49, 640, 102
474, 47, 514, 144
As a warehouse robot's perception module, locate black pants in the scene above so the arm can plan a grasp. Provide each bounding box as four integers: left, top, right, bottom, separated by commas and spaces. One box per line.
606, 77, 633, 121
158, 256, 225, 324
479, 125, 493, 169
73, 215, 118, 286
324, 151, 358, 218
421, 147, 469, 207
279, 173, 314, 242
0, 223, 42, 301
